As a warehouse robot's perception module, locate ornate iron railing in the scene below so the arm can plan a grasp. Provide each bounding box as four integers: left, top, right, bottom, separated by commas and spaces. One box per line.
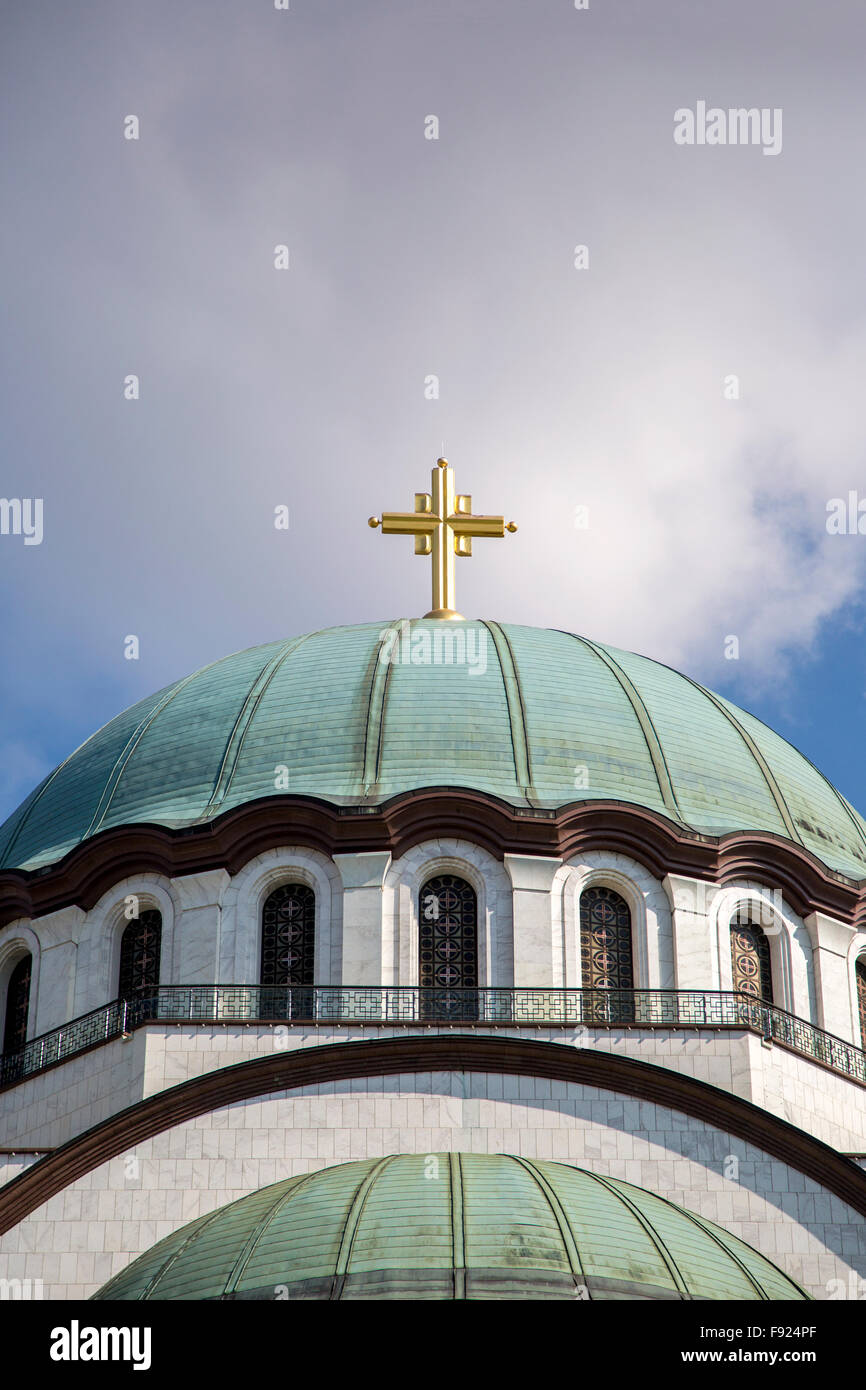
0, 998, 135, 1089
2, 986, 866, 1089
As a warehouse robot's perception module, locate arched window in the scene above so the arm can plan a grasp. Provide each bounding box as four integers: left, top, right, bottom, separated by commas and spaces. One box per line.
260, 883, 316, 1019
419, 873, 478, 1020
118, 910, 162, 997
580, 886, 634, 1022
856, 958, 866, 1049
730, 913, 773, 1004
3, 954, 32, 1054
580, 886, 634, 990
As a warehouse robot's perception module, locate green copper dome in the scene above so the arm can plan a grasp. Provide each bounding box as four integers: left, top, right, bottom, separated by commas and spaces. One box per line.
3, 619, 866, 877
92, 1153, 807, 1301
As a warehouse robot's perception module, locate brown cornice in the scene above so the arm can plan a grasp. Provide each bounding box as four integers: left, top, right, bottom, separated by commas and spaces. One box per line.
0, 790, 863, 929
1, 1034, 865, 1235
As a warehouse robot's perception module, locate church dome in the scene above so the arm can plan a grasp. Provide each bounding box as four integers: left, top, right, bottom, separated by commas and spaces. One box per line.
92, 1153, 807, 1300
2, 619, 865, 878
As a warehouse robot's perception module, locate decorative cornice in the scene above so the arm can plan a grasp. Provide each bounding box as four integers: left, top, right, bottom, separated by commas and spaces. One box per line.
0, 790, 864, 929
1, 1035, 865, 1235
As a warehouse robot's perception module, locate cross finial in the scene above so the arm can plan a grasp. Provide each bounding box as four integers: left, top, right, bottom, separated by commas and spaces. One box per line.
368, 457, 517, 620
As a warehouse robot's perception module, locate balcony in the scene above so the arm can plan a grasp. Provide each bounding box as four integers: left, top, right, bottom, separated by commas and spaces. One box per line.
1, 986, 865, 1091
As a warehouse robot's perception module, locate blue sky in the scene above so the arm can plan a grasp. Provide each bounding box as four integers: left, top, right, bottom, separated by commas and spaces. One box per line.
2, 0, 865, 825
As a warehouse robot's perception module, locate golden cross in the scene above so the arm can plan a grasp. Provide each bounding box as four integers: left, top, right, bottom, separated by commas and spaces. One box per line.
369, 457, 517, 620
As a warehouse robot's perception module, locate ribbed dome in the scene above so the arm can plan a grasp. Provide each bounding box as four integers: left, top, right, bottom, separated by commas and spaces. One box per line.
92, 1154, 807, 1301
3, 619, 865, 877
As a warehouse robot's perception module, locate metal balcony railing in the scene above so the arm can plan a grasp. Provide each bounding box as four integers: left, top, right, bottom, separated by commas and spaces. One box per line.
0, 997, 135, 1089
1, 986, 865, 1090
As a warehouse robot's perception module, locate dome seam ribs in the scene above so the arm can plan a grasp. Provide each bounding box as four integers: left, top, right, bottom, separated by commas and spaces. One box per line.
634, 1183, 775, 1300
450, 1152, 466, 1299
1, 717, 148, 868
0, 781, 49, 868
201, 635, 315, 820
669, 1204, 779, 1300
833, 794, 866, 859
83, 669, 214, 834
561, 633, 687, 825
133, 1197, 243, 1301
84, 650, 252, 844
676, 676, 805, 848
0, 669, 193, 868
482, 621, 535, 804
361, 622, 401, 796
716, 693, 866, 862
511, 1156, 589, 1293
331, 1154, 397, 1299
221, 1168, 326, 1297
583, 1170, 692, 1298
83, 685, 196, 841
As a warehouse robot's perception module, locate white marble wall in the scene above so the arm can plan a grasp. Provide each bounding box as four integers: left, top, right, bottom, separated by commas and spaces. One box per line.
1, 1072, 863, 1301
0, 1029, 148, 1152
3, 846, 866, 1188
0, 1153, 43, 1189
3, 1021, 866, 1158
3, 846, 866, 1044
219, 848, 342, 983
71, 877, 180, 1017
809, 911, 863, 1043
561, 852, 674, 988
383, 839, 514, 987
506, 854, 563, 987
0, 923, 42, 1042
664, 874, 820, 1019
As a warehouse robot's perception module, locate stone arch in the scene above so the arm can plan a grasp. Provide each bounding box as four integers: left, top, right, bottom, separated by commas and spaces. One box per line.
709, 883, 810, 1016
558, 853, 671, 990
847, 933, 866, 1049
383, 839, 513, 987
221, 847, 341, 984
74, 878, 179, 1015
0, 925, 40, 1050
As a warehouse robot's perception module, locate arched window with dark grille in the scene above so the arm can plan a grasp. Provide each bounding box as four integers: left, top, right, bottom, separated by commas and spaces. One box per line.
580, 886, 634, 1022
260, 883, 316, 1020
119, 911, 162, 1001
856, 958, 866, 1049
419, 874, 478, 1020
730, 914, 773, 1004
3, 955, 32, 1055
